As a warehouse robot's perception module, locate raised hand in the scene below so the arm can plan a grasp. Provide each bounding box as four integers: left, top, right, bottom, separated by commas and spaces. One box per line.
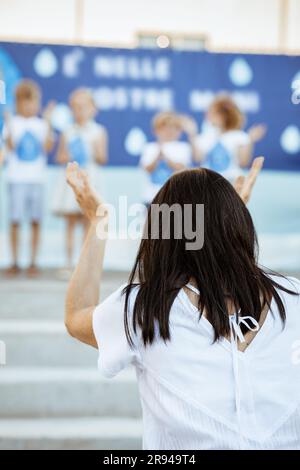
234, 156, 264, 204
66, 162, 107, 222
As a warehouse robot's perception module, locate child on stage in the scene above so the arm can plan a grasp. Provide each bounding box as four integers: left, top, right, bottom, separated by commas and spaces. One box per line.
140, 112, 192, 205
53, 88, 108, 274
2, 79, 54, 276
194, 94, 266, 181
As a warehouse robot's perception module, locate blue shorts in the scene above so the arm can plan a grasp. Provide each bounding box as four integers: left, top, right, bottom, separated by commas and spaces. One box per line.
8, 183, 44, 223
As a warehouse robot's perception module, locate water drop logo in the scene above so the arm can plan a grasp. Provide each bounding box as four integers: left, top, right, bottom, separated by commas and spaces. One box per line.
125, 127, 147, 156
206, 142, 231, 172
17, 132, 42, 161
229, 58, 253, 87
34, 48, 58, 78
68, 136, 89, 167
280, 126, 300, 154
51, 103, 72, 132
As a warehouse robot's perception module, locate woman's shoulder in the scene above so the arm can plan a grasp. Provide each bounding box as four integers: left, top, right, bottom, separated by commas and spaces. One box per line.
100, 283, 140, 310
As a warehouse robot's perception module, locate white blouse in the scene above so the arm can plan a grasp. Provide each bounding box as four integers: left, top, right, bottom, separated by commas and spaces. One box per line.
92, 275, 300, 450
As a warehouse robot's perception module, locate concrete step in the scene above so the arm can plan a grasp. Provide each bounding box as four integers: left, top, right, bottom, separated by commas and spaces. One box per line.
0, 417, 143, 450
0, 280, 66, 320
0, 276, 128, 320
0, 368, 141, 418
0, 320, 98, 367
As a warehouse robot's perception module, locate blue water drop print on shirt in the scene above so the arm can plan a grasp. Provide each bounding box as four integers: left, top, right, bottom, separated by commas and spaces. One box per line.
68, 136, 89, 167
16, 132, 42, 161
150, 160, 173, 186
229, 58, 253, 87
206, 142, 231, 173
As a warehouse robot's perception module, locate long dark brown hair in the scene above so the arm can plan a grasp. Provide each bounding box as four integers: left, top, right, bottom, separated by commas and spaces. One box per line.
124, 168, 297, 346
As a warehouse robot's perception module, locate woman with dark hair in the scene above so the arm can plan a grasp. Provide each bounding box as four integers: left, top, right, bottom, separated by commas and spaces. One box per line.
64, 157, 300, 450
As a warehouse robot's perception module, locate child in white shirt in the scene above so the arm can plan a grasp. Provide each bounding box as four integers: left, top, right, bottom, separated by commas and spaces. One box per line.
194, 94, 266, 181
140, 112, 192, 204
2, 79, 54, 276
53, 88, 108, 273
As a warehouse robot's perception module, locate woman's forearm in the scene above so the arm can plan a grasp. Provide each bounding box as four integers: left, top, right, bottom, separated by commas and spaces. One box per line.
65, 219, 107, 346
66, 220, 106, 315
64, 162, 109, 347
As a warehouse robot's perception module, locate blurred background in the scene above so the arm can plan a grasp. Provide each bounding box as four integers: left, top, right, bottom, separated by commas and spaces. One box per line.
0, 0, 300, 450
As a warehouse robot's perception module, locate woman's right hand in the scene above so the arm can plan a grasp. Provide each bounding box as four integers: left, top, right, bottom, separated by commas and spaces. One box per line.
66, 162, 108, 223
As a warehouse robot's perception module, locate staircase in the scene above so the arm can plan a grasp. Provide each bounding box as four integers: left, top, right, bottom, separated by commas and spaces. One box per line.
0, 273, 143, 450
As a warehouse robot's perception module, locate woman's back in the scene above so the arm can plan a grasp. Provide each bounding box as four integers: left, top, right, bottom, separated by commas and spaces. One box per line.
65, 159, 300, 450
93, 275, 300, 450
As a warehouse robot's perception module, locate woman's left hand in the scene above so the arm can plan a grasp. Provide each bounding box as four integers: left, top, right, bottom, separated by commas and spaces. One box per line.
234, 156, 264, 204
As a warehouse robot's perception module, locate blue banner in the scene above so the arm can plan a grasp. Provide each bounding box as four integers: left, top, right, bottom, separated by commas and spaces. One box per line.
0, 41, 300, 170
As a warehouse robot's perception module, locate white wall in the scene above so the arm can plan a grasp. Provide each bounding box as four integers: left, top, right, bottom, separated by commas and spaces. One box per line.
287, 0, 300, 50
0, 0, 76, 41
0, 0, 299, 52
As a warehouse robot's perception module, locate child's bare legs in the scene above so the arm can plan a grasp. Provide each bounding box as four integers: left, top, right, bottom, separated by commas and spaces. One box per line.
26, 222, 41, 276
11, 223, 19, 265
6, 223, 21, 275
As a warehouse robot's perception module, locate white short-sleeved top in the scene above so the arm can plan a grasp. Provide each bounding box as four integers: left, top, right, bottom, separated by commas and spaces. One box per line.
93, 275, 300, 450
140, 141, 192, 203
63, 121, 106, 173
3, 116, 49, 184
195, 129, 250, 180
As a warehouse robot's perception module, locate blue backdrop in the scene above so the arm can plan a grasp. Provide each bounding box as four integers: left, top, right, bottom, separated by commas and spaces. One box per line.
0, 41, 300, 170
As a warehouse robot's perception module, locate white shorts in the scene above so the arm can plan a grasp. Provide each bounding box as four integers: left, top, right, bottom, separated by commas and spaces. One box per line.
8, 183, 44, 223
